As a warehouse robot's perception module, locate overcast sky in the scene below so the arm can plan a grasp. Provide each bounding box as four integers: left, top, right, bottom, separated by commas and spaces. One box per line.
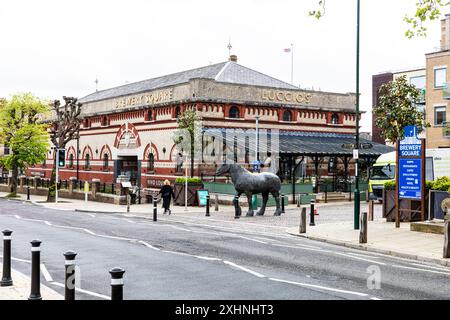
0, 0, 446, 132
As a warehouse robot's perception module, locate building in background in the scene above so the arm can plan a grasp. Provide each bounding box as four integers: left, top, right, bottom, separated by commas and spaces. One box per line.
426, 14, 450, 149
372, 67, 426, 145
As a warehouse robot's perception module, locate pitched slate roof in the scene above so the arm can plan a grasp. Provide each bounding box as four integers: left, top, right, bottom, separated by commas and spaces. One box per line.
203, 129, 394, 157
79, 61, 298, 104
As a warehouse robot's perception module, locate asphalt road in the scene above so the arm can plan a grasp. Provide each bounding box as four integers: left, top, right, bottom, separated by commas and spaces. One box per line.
0, 199, 449, 300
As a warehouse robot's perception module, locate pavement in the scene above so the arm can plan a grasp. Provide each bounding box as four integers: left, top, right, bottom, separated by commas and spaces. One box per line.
0, 268, 62, 300
2, 191, 449, 269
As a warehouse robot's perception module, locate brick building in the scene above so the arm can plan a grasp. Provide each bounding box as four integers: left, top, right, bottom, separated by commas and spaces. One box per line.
28, 56, 391, 190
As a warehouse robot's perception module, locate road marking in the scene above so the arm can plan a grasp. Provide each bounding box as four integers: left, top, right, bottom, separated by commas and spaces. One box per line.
44, 221, 52, 226
50, 281, 110, 300
269, 278, 368, 297
237, 236, 268, 244
97, 234, 136, 241
410, 263, 450, 272
83, 228, 97, 235
195, 256, 222, 261
333, 252, 386, 266
391, 264, 450, 276
271, 243, 323, 250
223, 261, 265, 278
370, 297, 382, 300
122, 218, 136, 224
139, 240, 161, 251
169, 225, 192, 232
40, 263, 53, 282
0, 255, 31, 264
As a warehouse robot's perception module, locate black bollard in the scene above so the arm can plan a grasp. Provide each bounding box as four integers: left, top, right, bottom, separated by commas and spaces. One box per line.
109, 267, 125, 300
27, 186, 31, 201
309, 200, 315, 226
153, 198, 157, 222
205, 195, 210, 217
64, 251, 77, 300
1, 230, 13, 286
233, 195, 240, 219
281, 194, 285, 214
28, 240, 42, 300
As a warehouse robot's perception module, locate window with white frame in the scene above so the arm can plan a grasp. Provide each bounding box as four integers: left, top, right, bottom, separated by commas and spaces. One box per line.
434, 106, 447, 125
434, 67, 447, 88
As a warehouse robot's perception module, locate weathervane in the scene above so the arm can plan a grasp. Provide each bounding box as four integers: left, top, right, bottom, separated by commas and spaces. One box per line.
227, 38, 232, 56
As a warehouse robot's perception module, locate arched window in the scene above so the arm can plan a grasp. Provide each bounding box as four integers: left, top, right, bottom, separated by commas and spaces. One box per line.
69, 154, 74, 168
85, 154, 90, 169
331, 113, 339, 125
103, 153, 109, 170
148, 153, 155, 172
229, 106, 240, 119
175, 107, 181, 119
283, 110, 292, 122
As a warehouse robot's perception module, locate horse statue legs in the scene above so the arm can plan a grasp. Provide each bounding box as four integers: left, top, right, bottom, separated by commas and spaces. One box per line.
256, 192, 269, 216
256, 191, 281, 216
272, 190, 282, 216
245, 192, 254, 217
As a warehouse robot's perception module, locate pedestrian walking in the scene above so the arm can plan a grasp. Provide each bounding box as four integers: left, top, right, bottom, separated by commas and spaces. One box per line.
159, 180, 175, 215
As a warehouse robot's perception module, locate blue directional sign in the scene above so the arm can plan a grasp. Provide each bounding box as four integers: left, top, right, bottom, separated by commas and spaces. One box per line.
399, 158, 422, 200
399, 125, 422, 157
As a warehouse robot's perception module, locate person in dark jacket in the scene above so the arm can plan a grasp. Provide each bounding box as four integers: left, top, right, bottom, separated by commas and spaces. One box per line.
159, 180, 175, 215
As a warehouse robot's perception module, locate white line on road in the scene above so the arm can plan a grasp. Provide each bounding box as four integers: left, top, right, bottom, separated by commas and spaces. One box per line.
237, 236, 268, 244
40, 263, 53, 282
169, 225, 192, 232
139, 240, 161, 251
50, 281, 110, 300
410, 263, 450, 272
269, 277, 369, 298
223, 261, 265, 278
83, 228, 97, 235
44, 221, 52, 226
370, 297, 382, 300
0, 255, 31, 264
333, 252, 386, 266
122, 218, 136, 224
391, 264, 450, 276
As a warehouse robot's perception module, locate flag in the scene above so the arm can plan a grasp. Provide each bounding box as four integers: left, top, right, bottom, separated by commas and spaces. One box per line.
283, 48, 291, 53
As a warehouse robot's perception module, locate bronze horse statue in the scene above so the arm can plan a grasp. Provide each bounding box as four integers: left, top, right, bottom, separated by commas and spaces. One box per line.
215, 164, 282, 216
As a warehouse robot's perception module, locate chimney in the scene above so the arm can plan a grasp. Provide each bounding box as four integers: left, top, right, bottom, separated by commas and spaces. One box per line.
229, 54, 237, 62
441, 14, 450, 50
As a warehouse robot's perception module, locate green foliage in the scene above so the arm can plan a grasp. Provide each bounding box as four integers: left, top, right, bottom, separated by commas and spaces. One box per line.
431, 176, 450, 191
404, 0, 449, 38
426, 180, 434, 190
5, 192, 19, 198
0, 93, 49, 171
175, 177, 202, 184
374, 76, 429, 144
310, 0, 450, 39
384, 180, 396, 190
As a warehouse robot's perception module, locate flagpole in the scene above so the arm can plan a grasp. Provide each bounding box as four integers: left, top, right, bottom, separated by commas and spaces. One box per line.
291, 43, 294, 85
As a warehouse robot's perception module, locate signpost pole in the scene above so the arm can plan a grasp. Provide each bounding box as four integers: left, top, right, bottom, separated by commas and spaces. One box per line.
395, 140, 400, 228
421, 139, 426, 221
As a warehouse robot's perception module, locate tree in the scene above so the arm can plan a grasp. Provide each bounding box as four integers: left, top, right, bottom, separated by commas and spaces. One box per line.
309, 0, 449, 38
172, 109, 203, 178
0, 93, 49, 196
47, 96, 82, 201
373, 75, 429, 143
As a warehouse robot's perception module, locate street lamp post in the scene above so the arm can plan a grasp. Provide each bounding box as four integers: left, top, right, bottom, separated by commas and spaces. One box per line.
354, 0, 361, 230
